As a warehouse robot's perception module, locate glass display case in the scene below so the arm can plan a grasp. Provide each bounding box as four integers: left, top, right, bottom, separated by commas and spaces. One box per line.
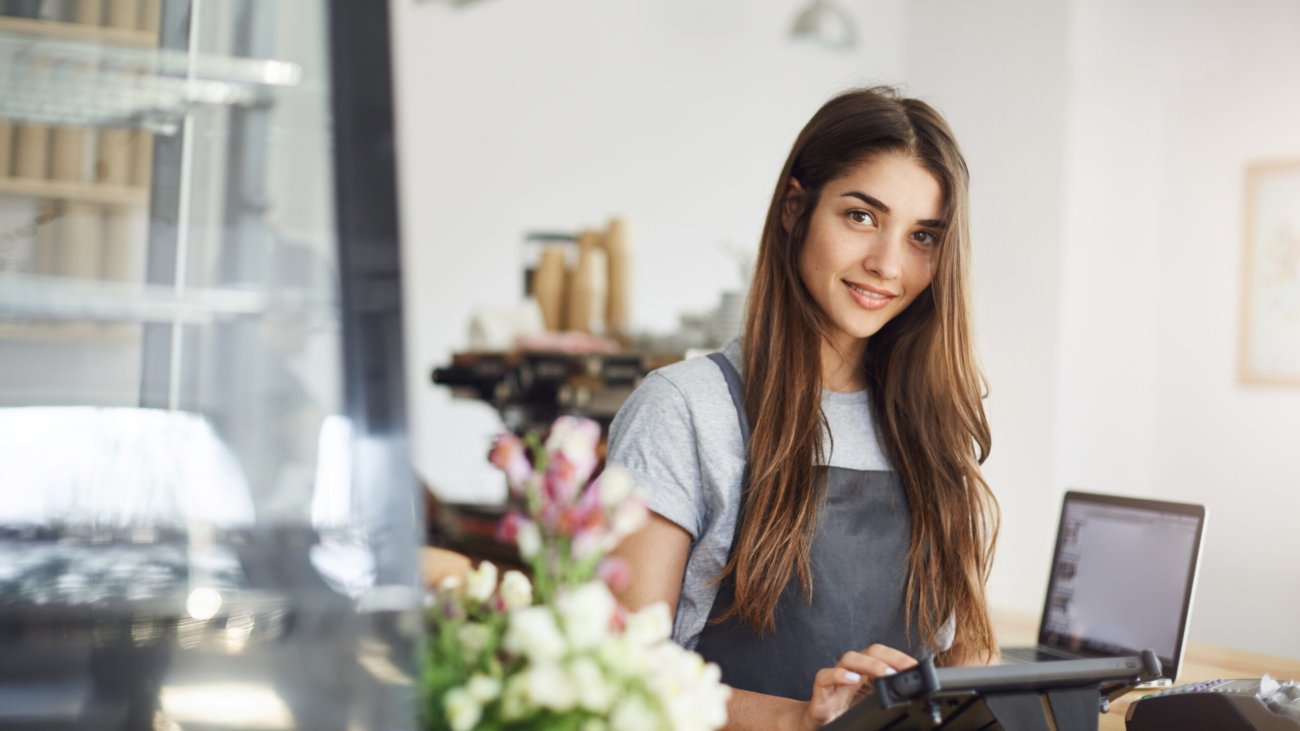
0, 1, 417, 730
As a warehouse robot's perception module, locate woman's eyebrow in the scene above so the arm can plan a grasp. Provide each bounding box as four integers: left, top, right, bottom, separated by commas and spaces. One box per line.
841, 191, 890, 212
840, 191, 946, 228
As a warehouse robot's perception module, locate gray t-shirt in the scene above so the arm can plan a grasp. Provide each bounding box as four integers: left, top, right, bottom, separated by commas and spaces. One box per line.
606, 339, 897, 650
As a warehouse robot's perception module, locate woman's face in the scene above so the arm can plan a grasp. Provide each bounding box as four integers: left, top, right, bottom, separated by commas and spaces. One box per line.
793, 152, 944, 354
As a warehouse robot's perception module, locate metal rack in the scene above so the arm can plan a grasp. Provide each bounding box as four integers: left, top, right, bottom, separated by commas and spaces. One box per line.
0, 29, 301, 130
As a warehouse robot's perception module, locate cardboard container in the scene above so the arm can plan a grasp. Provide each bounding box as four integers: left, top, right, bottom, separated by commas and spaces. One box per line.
50, 127, 89, 182
13, 124, 50, 179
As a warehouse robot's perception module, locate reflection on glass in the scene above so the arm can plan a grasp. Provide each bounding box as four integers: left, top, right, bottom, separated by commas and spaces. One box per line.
0, 0, 414, 729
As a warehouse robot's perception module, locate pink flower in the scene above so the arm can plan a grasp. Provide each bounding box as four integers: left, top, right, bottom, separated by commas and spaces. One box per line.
578, 478, 603, 513
556, 502, 603, 538
488, 433, 533, 494
610, 604, 628, 634
544, 416, 601, 486
497, 514, 544, 558
496, 511, 526, 544
571, 528, 603, 560
536, 501, 563, 533
541, 453, 583, 506
597, 557, 632, 593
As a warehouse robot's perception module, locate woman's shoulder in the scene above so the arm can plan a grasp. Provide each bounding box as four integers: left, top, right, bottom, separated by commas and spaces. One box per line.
610, 340, 743, 439
647, 340, 740, 397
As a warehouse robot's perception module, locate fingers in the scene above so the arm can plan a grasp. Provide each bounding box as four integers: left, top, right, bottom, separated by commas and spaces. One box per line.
836, 644, 918, 681
814, 666, 865, 690
803, 667, 867, 728
862, 643, 920, 670
801, 645, 923, 730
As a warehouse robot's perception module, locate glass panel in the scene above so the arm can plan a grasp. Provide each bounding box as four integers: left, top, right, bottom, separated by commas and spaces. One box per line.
0, 1, 415, 729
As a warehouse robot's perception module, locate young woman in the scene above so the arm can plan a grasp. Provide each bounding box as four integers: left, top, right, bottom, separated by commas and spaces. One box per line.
606, 86, 1000, 730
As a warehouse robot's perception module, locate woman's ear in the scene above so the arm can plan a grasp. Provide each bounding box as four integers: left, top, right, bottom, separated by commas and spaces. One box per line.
781, 178, 805, 234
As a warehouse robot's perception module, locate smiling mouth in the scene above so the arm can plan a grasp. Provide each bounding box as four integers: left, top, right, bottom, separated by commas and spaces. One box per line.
845, 282, 892, 299
843, 280, 897, 310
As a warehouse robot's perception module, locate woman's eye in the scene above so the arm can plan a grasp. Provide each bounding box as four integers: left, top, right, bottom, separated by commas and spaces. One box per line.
912, 231, 939, 247
848, 210, 875, 226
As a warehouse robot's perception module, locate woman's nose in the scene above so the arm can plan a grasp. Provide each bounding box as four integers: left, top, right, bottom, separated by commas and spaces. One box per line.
863, 234, 904, 280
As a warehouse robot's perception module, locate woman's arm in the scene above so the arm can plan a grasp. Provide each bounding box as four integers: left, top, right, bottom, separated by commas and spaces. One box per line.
608, 512, 692, 613
727, 646, 917, 731
418, 546, 471, 588
611, 517, 912, 730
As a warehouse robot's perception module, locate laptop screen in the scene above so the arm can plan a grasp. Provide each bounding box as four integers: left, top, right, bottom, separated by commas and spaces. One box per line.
1040, 493, 1205, 669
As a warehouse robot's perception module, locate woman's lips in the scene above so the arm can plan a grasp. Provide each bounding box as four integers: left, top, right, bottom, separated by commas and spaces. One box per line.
843, 280, 896, 311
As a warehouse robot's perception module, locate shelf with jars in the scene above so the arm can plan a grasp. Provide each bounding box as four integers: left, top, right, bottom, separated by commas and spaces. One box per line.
0, 0, 161, 47
0, 2, 304, 344
0, 1, 162, 326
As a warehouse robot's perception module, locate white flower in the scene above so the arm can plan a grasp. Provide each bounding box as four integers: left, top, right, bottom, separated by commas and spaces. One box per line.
555, 581, 616, 651
596, 467, 634, 510
466, 674, 501, 704
465, 561, 498, 603
597, 635, 647, 677
545, 416, 602, 463
544, 416, 601, 484
610, 694, 662, 731
568, 655, 614, 713
438, 575, 463, 593
639, 643, 731, 731
625, 602, 672, 647
517, 521, 542, 559
444, 686, 481, 731
502, 606, 566, 661
609, 499, 648, 541
456, 622, 490, 657
527, 660, 577, 713
499, 675, 529, 721
499, 569, 533, 610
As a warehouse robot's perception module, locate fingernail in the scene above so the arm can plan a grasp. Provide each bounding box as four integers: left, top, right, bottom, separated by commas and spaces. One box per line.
885, 668, 897, 676
845, 671, 862, 682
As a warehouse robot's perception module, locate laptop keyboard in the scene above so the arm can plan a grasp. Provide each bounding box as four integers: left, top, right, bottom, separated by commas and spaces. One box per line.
1000, 646, 1077, 664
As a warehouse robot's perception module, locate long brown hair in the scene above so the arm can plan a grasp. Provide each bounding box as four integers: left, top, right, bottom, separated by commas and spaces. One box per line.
719, 86, 999, 663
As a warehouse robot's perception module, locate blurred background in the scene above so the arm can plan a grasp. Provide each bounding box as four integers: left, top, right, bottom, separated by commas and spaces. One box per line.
0, 3, 1294, 728
393, 0, 1300, 660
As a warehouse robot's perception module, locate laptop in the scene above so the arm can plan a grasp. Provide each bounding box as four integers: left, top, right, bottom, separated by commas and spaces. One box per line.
1000, 490, 1207, 685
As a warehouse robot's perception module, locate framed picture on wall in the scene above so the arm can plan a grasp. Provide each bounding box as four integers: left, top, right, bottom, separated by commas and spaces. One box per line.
1240, 159, 1300, 387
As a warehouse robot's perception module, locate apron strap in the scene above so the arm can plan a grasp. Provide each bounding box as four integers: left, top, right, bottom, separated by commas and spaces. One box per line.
706, 352, 750, 446
707, 351, 751, 560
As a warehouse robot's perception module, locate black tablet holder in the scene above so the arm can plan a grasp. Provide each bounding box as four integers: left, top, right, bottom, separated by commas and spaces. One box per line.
822, 650, 1163, 731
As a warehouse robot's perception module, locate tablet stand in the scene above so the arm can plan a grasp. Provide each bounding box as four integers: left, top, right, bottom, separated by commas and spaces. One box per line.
822, 650, 1163, 731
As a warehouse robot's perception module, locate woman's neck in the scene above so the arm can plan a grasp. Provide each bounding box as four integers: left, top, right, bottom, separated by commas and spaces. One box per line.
819, 334, 868, 393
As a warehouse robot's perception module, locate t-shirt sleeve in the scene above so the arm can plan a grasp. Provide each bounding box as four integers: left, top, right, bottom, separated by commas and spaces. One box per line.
606, 372, 705, 540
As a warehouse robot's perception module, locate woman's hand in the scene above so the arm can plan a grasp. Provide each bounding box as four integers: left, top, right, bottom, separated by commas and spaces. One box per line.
797, 644, 918, 731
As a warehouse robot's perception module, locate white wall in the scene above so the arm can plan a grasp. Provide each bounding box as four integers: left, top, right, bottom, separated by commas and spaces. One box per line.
1153, 0, 1300, 659
1061, 0, 1300, 659
390, 0, 1300, 658
390, 0, 907, 501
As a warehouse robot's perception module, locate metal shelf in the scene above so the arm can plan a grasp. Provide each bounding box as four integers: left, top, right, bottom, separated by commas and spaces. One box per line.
0, 176, 148, 206
0, 30, 303, 130
0, 17, 155, 48
0, 272, 342, 330
0, 273, 270, 325
0, 322, 141, 344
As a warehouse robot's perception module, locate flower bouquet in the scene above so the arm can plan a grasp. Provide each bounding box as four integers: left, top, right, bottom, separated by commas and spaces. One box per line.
422, 416, 730, 731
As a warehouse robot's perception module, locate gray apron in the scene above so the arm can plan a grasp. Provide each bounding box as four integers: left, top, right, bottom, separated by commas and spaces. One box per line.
693, 353, 922, 701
